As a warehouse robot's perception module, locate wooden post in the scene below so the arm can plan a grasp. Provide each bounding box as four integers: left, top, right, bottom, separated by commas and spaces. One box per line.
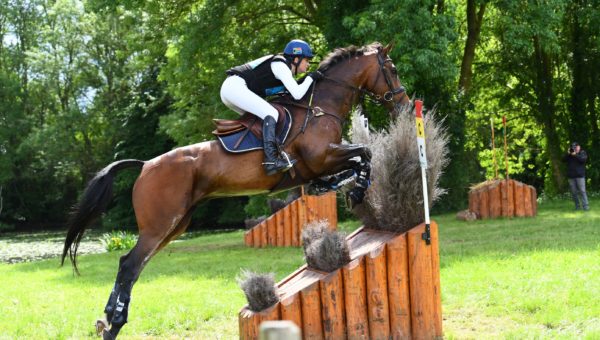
284, 206, 292, 247
479, 189, 490, 219
523, 185, 533, 217
244, 230, 253, 247
320, 270, 346, 339
386, 234, 411, 338
253, 223, 262, 248
300, 282, 324, 339
291, 200, 300, 247
267, 216, 277, 246
514, 181, 525, 217
468, 189, 478, 215
343, 258, 369, 340
407, 225, 437, 339
430, 222, 443, 337
365, 246, 390, 340
280, 295, 303, 335
530, 186, 537, 216
276, 211, 285, 247
488, 182, 502, 218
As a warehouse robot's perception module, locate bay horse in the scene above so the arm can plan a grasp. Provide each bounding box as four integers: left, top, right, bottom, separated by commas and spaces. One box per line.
62, 42, 409, 339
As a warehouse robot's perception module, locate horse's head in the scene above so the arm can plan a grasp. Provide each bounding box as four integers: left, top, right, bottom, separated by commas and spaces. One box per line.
316, 42, 410, 115
363, 43, 410, 111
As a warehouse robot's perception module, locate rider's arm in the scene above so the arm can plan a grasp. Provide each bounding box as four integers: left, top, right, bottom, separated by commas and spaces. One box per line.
271, 61, 313, 100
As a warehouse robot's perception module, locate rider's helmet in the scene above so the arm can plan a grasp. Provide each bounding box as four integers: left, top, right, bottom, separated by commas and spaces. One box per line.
283, 39, 314, 59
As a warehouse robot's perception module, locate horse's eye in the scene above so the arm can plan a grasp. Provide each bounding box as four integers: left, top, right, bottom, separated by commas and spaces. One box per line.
390, 67, 398, 75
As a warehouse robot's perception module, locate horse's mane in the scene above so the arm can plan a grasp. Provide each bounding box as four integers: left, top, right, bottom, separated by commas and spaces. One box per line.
318, 42, 383, 73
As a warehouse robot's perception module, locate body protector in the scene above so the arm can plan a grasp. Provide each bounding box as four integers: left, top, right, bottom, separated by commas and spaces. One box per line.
227, 55, 291, 97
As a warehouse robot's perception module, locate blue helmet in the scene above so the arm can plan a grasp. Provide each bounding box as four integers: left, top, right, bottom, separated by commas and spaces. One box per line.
283, 39, 314, 58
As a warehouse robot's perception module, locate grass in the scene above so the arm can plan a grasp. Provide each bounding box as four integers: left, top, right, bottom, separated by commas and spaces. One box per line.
0, 199, 599, 339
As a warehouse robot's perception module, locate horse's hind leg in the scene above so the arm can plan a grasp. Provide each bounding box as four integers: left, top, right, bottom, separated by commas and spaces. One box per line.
101, 208, 195, 340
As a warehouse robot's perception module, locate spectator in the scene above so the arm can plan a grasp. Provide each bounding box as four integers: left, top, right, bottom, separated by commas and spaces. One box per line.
563, 142, 589, 211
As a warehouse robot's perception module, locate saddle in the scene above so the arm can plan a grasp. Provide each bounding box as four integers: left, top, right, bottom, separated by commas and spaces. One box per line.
212, 103, 288, 139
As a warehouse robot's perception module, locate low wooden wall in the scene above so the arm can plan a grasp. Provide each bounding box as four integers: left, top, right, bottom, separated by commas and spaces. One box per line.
244, 192, 337, 248
239, 222, 442, 339
468, 179, 537, 219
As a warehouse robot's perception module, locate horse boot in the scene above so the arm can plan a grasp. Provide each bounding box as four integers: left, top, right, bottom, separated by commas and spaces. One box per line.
262, 115, 296, 175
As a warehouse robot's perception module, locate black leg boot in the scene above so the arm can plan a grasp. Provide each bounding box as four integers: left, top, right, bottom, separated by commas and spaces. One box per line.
262, 116, 296, 175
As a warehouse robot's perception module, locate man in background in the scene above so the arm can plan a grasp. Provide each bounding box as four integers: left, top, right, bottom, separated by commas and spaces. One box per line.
563, 142, 589, 211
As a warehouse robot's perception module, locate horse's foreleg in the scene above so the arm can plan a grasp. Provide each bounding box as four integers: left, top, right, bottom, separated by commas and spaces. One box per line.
313, 143, 372, 206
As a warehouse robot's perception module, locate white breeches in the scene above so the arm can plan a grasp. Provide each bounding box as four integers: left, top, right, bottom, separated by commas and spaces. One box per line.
220, 75, 279, 122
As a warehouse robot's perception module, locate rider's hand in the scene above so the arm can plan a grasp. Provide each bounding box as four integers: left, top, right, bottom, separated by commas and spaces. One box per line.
308, 71, 324, 82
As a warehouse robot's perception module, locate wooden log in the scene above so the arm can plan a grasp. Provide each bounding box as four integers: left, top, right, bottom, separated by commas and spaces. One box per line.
530, 185, 537, 216
320, 270, 346, 339
386, 233, 411, 339
291, 200, 300, 247
430, 222, 443, 338
252, 222, 262, 248
298, 196, 307, 238
500, 179, 514, 217
244, 230, 253, 247
239, 307, 259, 340
280, 295, 303, 334
276, 211, 285, 247
407, 224, 437, 339
267, 216, 276, 246
342, 258, 369, 340
479, 188, 490, 219
300, 281, 324, 339
365, 246, 390, 340
284, 206, 292, 247
523, 184, 533, 217
260, 216, 273, 248
468, 189, 479, 216
514, 181, 525, 217
258, 303, 282, 332
488, 183, 502, 218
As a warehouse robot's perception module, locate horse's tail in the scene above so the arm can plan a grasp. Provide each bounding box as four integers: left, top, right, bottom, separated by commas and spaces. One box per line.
61, 159, 145, 274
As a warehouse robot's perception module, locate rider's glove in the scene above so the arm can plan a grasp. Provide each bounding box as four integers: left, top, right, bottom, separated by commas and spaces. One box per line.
308, 71, 324, 82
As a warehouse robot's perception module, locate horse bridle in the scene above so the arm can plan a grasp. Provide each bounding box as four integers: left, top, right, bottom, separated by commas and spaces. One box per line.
318, 50, 407, 105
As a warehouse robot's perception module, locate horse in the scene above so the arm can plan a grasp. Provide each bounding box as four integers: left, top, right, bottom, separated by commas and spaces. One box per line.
61, 42, 409, 339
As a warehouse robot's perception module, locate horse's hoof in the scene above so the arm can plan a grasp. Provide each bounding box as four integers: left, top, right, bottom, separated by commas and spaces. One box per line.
96, 319, 109, 337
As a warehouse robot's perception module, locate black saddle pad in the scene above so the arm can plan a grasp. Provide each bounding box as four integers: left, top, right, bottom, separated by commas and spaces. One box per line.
217, 109, 292, 153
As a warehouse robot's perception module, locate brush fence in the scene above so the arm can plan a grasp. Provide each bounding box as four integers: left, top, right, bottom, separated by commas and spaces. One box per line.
239, 222, 442, 339
244, 192, 338, 248
468, 179, 537, 219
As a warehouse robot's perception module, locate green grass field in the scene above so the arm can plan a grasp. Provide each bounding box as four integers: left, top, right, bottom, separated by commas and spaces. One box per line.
1, 198, 599, 339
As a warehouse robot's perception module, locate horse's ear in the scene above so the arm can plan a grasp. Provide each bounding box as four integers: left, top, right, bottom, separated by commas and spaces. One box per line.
383, 42, 395, 55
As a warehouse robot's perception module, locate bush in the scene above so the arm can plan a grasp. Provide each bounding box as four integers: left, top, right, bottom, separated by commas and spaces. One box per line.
100, 230, 138, 252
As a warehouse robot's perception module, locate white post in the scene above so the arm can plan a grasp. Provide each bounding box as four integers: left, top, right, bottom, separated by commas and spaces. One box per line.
414, 100, 431, 244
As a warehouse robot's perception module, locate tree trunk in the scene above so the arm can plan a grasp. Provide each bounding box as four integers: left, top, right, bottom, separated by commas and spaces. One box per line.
458, 0, 486, 95
533, 36, 564, 191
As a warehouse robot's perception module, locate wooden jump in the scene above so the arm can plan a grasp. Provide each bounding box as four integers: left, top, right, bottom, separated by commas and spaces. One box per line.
244, 192, 338, 248
468, 179, 537, 219
239, 222, 443, 339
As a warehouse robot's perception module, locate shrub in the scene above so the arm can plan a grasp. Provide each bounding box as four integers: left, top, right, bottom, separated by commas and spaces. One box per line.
100, 230, 137, 252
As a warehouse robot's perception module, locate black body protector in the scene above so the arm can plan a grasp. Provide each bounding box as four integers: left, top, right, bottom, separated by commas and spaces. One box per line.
226, 55, 291, 97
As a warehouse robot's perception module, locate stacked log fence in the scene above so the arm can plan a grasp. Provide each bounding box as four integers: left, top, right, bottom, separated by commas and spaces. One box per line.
244, 192, 337, 248
468, 179, 537, 219
239, 222, 443, 339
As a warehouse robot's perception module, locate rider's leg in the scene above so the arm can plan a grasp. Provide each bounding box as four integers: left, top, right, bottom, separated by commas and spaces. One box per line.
220, 75, 296, 175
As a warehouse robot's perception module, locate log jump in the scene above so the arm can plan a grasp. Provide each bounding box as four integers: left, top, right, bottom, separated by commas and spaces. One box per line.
239, 222, 443, 339
244, 192, 338, 248
468, 179, 537, 219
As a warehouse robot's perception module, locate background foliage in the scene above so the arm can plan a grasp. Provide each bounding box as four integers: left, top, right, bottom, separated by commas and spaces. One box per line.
1, 0, 599, 230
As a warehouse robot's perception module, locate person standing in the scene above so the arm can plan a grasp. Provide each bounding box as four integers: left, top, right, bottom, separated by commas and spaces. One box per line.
563, 142, 589, 211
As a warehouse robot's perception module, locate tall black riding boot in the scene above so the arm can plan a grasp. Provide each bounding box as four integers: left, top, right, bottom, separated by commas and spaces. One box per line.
262, 115, 296, 175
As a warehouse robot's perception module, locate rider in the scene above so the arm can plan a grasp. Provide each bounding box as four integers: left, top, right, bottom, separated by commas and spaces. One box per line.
220, 39, 323, 175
